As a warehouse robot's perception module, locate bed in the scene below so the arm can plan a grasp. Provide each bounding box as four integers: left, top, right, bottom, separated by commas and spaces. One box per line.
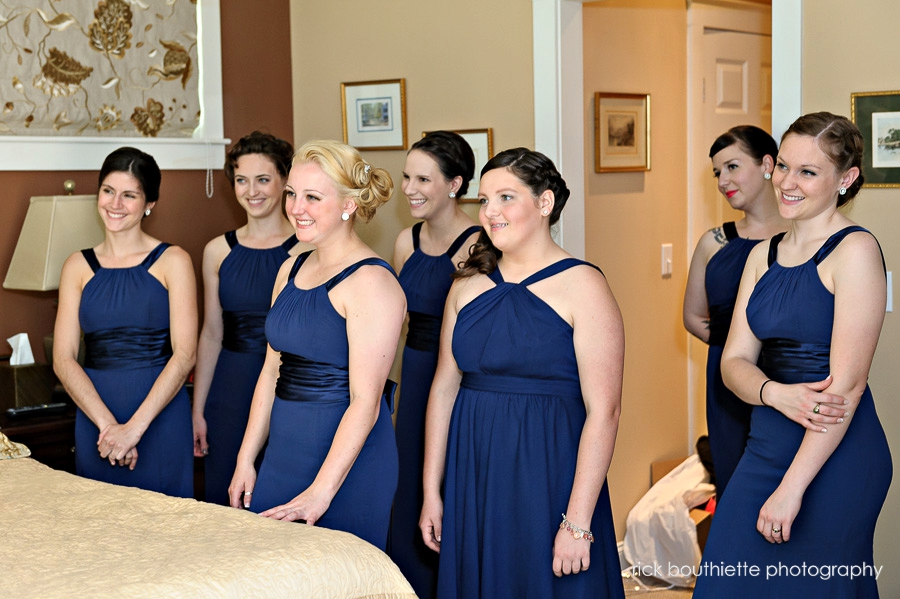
0, 442, 416, 599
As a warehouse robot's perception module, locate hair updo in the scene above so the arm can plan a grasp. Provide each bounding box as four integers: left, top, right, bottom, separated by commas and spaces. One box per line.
410, 131, 476, 198
293, 140, 394, 222
224, 131, 294, 186
709, 124, 778, 165
99, 146, 161, 206
782, 112, 865, 207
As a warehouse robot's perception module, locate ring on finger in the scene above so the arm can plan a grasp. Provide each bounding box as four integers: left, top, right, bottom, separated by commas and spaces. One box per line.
772, 527, 781, 534
813, 403, 821, 414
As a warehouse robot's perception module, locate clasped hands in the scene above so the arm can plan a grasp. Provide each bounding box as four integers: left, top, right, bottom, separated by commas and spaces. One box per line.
97, 422, 141, 470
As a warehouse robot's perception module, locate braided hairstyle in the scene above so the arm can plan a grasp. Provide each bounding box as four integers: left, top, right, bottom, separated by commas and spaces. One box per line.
455, 147, 570, 278
410, 131, 476, 198
224, 131, 294, 186
292, 140, 393, 222
782, 112, 865, 207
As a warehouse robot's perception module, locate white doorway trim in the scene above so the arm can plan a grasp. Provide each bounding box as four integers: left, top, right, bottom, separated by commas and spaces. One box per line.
772, 0, 803, 137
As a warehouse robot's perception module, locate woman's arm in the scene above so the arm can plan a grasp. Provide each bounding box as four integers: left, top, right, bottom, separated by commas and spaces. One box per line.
190, 236, 229, 457
419, 279, 467, 553
229, 260, 292, 508
754, 232, 885, 543
552, 266, 625, 577
683, 228, 722, 343
97, 246, 198, 463
260, 265, 406, 523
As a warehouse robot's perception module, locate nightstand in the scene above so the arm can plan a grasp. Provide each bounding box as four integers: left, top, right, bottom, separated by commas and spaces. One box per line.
0, 396, 76, 473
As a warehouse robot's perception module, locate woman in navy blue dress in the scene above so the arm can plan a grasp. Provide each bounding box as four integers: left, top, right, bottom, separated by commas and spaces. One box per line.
191, 132, 307, 505
421, 149, 626, 598
228, 140, 405, 551
390, 131, 480, 597
694, 113, 892, 597
683, 126, 787, 497
54, 147, 197, 497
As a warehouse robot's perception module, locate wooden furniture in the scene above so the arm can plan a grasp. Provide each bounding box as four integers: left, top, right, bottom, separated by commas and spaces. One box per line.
0, 396, 75, 473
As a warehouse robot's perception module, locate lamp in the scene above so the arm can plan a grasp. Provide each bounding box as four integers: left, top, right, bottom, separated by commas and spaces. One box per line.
3, 186, 104, 291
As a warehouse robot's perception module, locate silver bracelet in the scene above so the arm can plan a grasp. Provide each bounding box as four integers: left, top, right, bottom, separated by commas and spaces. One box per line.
559, 513, 594, 543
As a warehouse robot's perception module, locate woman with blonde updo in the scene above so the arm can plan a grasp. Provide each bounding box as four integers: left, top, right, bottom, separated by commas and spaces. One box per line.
228, 140, 405, 550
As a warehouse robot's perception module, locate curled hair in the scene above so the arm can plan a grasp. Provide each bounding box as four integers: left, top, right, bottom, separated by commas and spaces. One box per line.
782, 112, 865, 206
709, 125, 778, 165
455, 147, 570, 279
293, 140, 393, 222
224, 131, 294, 186
410, 131, 475, 197
99, 146, 161, 205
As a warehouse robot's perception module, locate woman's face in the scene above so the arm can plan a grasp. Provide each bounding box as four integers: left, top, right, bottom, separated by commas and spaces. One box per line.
478, 167, 548, 252
233, 153, 286, 219
772, 134, 847, 222
97, 171, 152, 233
710, 143, 771, 211
401, 149, 456, 220
284, 161, 351, 245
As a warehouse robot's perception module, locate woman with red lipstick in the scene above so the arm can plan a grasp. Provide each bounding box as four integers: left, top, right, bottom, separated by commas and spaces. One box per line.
229, 140, 404, 552
420, 148, 625, 598
694, 113, 892, 597
54, 147, 197, 497
389, 131, 480, 598
683, 125, 787, 498
192, 132, 310, 505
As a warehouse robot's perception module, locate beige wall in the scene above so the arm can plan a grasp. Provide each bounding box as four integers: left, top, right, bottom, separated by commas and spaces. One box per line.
802, 1, 900, 594
290, 0, 534, 261
583, 0, 690, 538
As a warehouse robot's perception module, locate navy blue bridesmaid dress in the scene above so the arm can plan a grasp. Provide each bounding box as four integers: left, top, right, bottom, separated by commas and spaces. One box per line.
202, 230, 297, 505
250, 252, 399, 551
438, 259, 624, 599
694, 227, 892, 598
76, 243, 193, 498
389, 222, 479, 598
704, 221, 761, 497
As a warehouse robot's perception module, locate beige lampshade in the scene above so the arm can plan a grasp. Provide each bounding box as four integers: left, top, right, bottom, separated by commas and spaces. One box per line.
3, 195, 105, 291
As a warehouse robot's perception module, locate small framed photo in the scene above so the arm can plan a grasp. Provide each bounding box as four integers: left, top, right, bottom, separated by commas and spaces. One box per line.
851, 90, 900, 188
341, 79, 408, 151
594, 92, 650, 173
422, 128, 494, 202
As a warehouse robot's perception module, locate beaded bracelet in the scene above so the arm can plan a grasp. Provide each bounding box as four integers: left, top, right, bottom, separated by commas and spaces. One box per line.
559, 513, 594, 543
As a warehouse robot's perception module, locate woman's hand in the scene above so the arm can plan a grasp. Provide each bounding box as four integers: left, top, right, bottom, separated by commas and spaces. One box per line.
419, 495, 443, 553
757, 485, 802, 544
192, 412, 209, 457
763, 376, 849, 431
228, 462, 257, 509
97, 423, 143, 466
552, 528, 591, 577
260, 484, 332, 524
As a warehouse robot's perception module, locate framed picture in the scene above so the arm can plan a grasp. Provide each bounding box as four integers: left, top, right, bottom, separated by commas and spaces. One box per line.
341, 79, 408, 151
851, 90, 900, 188
422, 128, 494, 201
594, 92, 650, 173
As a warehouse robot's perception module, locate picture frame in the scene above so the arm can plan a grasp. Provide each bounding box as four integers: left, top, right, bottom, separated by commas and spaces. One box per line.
341, 79, 408, 151
422, 128, 494, 202
850, 90, 900, 188
594, 92, 650, 173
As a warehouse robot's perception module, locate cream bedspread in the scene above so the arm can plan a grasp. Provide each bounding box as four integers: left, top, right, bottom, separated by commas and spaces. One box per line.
0, 458, 417, 599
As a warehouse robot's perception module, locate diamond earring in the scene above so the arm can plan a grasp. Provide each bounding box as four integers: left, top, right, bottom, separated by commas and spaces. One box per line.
449, 192, 456, 199
839, 187, 847, 196
764, 172, 772, 180
144, 208, 151, 216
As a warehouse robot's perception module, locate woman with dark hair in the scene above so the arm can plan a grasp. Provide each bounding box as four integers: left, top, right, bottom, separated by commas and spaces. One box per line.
192, 131, 310, 505
229, 140, 404, 551
694, 112, 892, 596
54, 147, 197, 497
389, 130, 481, 597
683, 125, 788, 497
420, 148, 625, 598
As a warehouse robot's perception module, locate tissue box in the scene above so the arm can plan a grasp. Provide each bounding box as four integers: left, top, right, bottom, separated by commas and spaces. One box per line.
0, 363, 54, 410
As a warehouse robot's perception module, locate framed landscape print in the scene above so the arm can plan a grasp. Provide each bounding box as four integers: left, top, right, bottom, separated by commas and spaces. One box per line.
594, 92, 650, 173
341, 79, 407, 151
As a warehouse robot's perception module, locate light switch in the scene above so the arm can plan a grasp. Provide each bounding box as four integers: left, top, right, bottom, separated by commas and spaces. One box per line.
661, 243, 673, 278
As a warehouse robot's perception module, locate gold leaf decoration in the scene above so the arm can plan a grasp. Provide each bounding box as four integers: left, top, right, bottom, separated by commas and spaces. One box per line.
88, 0, 133, 58
53, 110, 73, 131
147, 40, 191, 90
130, 98, 165, 137
33, 48, 93, 97
95, 104, 121, 131
42, 12, 76, 31
3, 102, 13, 114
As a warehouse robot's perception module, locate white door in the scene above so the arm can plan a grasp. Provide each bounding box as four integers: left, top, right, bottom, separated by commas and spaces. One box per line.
686, 2, 771, 446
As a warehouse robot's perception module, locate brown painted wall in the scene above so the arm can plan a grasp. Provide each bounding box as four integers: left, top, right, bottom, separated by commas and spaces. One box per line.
0, 0, 294, 361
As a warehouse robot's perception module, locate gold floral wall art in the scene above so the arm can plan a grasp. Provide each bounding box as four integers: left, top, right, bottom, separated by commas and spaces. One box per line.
0, 0, 200, 138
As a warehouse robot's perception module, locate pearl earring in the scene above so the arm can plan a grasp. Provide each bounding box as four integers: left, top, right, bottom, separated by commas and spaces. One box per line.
449, 192, 456, 199
541, 209, 549, 216
764, 172, 772, 180
341, 212, 350, 221
839, 187, 847, 196
144, 208, 151, 216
